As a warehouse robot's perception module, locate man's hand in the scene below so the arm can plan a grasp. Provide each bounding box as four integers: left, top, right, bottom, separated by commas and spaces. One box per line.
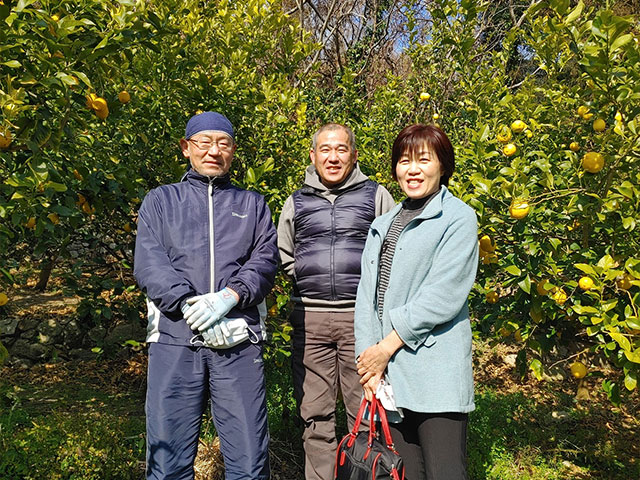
201, 321, 231, 347
183, 288, 239, 331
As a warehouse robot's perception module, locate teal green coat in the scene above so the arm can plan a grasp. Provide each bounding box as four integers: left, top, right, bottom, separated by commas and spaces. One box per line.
354, 186, 478, 413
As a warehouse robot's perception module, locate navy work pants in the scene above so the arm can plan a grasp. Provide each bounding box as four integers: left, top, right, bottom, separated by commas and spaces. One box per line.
145, 341, 269, 480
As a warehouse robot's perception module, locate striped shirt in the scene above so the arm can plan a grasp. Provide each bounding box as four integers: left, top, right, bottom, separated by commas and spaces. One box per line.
376, 192, 437, 321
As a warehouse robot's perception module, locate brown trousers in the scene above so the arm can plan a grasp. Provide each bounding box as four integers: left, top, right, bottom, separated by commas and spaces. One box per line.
290, 308, 363, 480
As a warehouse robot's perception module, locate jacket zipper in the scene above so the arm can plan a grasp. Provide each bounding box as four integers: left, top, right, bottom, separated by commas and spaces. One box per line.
208, 178, 215, 293
330, 201, 336, 300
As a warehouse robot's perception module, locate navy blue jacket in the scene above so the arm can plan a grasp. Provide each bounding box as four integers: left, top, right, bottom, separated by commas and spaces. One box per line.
134, 169, 278, 346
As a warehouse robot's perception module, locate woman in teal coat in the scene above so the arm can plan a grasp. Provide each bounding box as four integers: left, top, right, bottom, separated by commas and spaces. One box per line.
354, 124, 478, 480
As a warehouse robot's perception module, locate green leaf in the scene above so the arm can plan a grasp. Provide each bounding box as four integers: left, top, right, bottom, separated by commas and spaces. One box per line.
71, 71, 92, 88
564, 0, 584, 24
245, 167, 256, 185
626, 317, 640, 330
609, 332, 631, 352
601, 299, 618, 313
574, 263, 597, 275
624, 371, 637, 391
518, 275, 531, 294
1, 60, 21, 68
597, 255, 616, 270
505, 265, 521, 276
14, 0, 37, 12
623, 349, 640, 364
44, 182, 67, 192
572, 305, 598, 314
610, 34, 632, 52
529, 358, 543, 380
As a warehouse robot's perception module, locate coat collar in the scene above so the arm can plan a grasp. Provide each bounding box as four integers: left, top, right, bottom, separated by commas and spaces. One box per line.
371, 186, 448, 236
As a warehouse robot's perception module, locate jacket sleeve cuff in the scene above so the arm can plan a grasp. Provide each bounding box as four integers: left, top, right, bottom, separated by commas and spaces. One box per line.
226, 281, 247, 308
388, 305, 427, 351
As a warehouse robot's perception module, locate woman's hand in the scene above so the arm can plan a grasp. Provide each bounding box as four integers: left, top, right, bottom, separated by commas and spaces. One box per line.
357, 330, 405, 393
362, 374, 382, 401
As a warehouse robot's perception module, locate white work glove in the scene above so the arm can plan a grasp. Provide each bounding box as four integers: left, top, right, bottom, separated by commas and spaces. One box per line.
201, 321, 231, 347
182, 288, 238, 332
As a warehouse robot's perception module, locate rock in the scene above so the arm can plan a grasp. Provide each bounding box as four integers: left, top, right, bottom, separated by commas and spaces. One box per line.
503, 354, 517, 367
69, 348, 97, 361
63, 319, 84, 349
10, 339, 49, 360
0, 317, 19, 336
105, 323, 146, 347
39, 318, 64, 342
18, 317, 40, 332
88, 325, 107, 343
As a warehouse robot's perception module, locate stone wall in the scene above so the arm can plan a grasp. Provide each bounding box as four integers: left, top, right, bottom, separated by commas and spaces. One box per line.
0, 292, 146, 367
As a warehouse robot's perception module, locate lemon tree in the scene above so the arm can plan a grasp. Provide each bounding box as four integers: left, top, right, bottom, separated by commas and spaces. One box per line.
403, 0, 640, 401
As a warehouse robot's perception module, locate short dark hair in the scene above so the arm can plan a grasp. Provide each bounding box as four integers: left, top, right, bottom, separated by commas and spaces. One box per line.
312, 123, 356, 153
391, 124, 454, 186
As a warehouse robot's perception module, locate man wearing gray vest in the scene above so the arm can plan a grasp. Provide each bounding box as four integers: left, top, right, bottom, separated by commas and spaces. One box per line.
277, 123, 395, 480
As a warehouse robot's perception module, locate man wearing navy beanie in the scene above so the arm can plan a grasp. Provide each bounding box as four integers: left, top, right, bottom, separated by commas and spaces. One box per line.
134, 111, 278, 479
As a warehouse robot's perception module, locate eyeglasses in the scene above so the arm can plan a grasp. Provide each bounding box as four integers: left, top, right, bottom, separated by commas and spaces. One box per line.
188, 138, 233, 152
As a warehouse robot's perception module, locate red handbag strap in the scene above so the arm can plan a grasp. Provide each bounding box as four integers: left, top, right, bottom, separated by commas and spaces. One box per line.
374, 397, 396, 450
352, 396, 396, 450
367, 396, 377, 446
351, 397, 369, 435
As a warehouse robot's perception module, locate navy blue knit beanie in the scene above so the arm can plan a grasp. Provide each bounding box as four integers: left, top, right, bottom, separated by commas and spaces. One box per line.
185, 112, 234, 140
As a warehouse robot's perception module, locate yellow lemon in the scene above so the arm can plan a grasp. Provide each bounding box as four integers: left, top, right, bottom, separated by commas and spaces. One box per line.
569, 142, 580, 152
0, 129, 12, 149
616, 274, 632, 290
118, 90, 131, 104
552, 287, 568, 305
514, 329, 523, 342
582, 151, 604, 173
95, 106, 109, 120
509, 199, 530, 219
577, 106, 589, 117
85, 93, 98, 110
525, 129, 533, 138
592, 118, 606, 132
503, 143, 517, 156
433, 113, 440, 120
486, 291, 499, 304
481, 253, 498, 265
496, 125, 512, 143
47, 213, 59, 225
578, 276, 594, 291
419, 92, 431, 101
479, 235, 496, 252
92, 97, 107, 111
511, 120, 526, 133
0, 292, 8, 306
570, 361, 587, 379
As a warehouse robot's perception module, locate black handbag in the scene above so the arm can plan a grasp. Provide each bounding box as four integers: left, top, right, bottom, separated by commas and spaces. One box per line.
335, 397, 404, 480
